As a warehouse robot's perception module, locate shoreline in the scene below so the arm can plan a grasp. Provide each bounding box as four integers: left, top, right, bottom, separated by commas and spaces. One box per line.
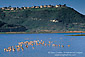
67, 34, 85, 36
51, 31, 85, 33
0, 31, 85, 34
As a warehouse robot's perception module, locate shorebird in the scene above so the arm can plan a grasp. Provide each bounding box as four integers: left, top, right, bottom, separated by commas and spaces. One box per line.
56, 45, 58, 46
32, 47, 34, 49
41, 40, 42, 42
52, 44, 56, 46
68, 45, 70, 47
21, 47, 24, 51
15, 45, 18, 48
43, 41, 44, 44
17, 47, 20, 51
45, 43, 47, 46
48, 44, 50, 46
61, 45, 64, 47
49, 41, 51, 44
59, 44, 60, 47
4, 48, 6, 51
17, 45, 20, 47
8, 46, 11, 49
24, 41, 28, 44
12, 48, 15, 52
20, 44, 22, 47
25, 45, 28, 48
9, 49, 11, 52
6, 49, 9, 52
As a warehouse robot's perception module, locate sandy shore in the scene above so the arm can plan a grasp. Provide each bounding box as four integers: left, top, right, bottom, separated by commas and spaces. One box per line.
0, 31, 85, 34
52, 31, 85, 33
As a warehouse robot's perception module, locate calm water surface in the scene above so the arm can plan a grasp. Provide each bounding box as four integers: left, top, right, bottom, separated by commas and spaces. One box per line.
0, 33, 85, 57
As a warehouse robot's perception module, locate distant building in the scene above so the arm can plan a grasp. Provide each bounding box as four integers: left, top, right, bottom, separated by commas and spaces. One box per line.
23, 7, 27, 9
1, 7, 7, 10
16, 7, 20, 10
35, 6, 40, 8
12, 7, 16, 10
55, 5, 59, 8
58, 5, 61, 7
0, 4, 67, 10
27, 7, 29, 9
10, 8, 14, 10
43, 5, 47, 8
56, 4, 66, 7
6, 8, 10, 10
31, 6, 36, 8
40, 5, 44, 8
1, 7, 5, 10
20, 7, 24, 10
50, 20, 59, 22
47, 5, 53, 8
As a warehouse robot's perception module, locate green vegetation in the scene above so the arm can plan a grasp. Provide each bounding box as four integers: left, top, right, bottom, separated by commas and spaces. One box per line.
67, 34, 85, 36
0, 7, 85, 33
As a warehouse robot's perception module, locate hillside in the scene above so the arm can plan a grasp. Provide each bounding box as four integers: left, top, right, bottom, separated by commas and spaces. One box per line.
0, 6, 85, 33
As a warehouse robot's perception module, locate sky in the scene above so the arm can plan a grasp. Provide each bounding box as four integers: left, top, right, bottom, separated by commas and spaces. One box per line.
0, 0, 85, 15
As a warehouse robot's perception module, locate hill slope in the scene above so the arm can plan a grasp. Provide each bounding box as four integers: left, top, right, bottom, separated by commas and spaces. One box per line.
0, 7, 85, 33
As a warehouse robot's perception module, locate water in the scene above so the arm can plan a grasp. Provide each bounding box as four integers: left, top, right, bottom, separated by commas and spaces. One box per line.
0, 33, 85, 57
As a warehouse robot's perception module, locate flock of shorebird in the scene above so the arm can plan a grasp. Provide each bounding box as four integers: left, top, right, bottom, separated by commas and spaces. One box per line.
4, 40, 70, 52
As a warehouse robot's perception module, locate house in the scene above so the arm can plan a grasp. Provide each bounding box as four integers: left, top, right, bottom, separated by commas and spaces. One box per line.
27, 7, 29, 9
55, 5, 59, 8
10, 8, 14, 10
12, 7, 17, 10
17, 7, 20, 10
1, 7, 7, 10
57, 5, 61, 7
6, 8, 10, 10
50, 20, 59, 22
31, 6, 36, 8
20, 7, 27, 10
31, 6, 34, 8
20, 7, 24, 10
57, 4, 66, 7
40, 5, 44, 8
23, 7, 27, 9
43, 5, 47, 8
47, 5, 53, 8
1, 7, 5, 10
35, 6, 40, 8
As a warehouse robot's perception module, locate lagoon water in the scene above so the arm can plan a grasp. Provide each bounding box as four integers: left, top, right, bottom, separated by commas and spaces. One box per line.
0, 33, 85, 57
